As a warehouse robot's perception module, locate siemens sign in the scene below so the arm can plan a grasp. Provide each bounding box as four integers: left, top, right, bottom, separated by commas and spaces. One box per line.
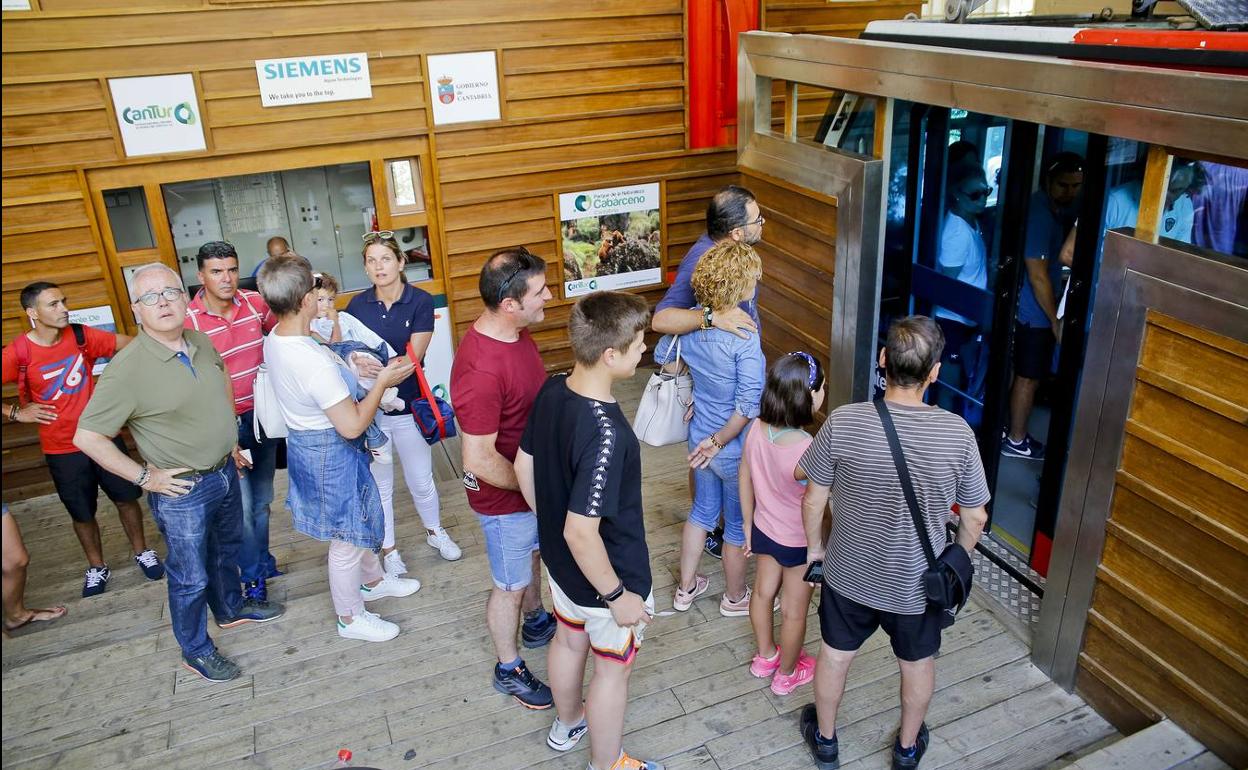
255, 53, 372, 107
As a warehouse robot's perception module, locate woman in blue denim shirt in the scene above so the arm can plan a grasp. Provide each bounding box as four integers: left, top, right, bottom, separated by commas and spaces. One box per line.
654, 241, 765, 618
257, 255, 421, 644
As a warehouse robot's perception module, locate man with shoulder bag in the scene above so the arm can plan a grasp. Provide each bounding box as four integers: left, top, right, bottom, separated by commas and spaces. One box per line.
795, 316, 989, 770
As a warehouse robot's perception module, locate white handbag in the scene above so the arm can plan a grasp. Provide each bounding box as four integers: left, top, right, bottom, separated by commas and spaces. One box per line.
633, 337, 693, 447
252, 362, 289, 440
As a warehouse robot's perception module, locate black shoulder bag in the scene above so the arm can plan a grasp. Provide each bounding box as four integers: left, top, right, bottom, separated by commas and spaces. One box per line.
874, 399, 973, 628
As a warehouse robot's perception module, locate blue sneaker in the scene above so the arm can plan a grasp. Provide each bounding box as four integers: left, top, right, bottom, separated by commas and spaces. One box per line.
800, 704, 840, 770
892, 722, 929, 769
243, 579, 267, 603
521, 609, 556, 648
493, 661, 553, 710
216, 598, 286, 628
82, 565, 110, 598
182, 649, 241, 682
134, 549, 164, 580
1001, 433, 1045, 459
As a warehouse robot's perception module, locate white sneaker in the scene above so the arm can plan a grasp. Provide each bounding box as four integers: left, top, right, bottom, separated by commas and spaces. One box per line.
547, 715, 588, 751
360, 574, 421, 601
336, 609, 399, 642
383, 549, 407, 576
426, 527, 462, 561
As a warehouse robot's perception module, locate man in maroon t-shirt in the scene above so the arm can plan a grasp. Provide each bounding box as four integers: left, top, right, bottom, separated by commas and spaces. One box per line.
2, 281, 163, 599
450, 246, 557, 710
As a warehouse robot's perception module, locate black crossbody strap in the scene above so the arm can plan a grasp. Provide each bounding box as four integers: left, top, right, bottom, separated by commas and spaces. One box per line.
874, 399, 938, 568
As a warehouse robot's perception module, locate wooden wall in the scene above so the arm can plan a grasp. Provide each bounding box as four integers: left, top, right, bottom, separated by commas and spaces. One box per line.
1076, 311, 1248, 767
1, 0, 917, 497
742, 169, 838, 421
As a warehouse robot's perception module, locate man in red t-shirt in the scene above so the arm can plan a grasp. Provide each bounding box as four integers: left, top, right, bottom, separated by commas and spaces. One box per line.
450, 246, 556, 710
2, 282, 164, 598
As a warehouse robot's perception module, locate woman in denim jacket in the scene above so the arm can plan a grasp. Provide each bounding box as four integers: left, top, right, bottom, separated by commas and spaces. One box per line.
256, 255, 422, 643
654, 241, 766, 618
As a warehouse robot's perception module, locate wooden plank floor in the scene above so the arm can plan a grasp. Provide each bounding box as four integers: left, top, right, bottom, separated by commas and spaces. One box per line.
1, 370, 1117, 770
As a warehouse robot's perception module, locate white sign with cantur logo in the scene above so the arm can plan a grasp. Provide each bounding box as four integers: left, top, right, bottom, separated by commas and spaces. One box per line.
108, 74, 206, 157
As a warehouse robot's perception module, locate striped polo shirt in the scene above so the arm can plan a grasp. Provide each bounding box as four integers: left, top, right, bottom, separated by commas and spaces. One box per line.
798, 400, 990, 614
185, 289, 275, 416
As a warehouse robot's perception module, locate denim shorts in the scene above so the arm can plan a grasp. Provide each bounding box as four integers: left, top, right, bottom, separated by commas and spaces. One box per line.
476, 510, 539, 591
687, 451, 745, 547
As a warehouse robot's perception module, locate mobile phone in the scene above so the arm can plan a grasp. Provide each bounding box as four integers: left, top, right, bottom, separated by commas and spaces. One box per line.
802, 560, 824, 583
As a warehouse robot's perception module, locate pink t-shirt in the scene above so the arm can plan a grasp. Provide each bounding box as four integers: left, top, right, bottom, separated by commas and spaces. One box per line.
744, 420, 813, 548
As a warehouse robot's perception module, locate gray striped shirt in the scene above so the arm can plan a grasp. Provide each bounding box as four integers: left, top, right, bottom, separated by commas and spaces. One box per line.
798, 400, 990, 614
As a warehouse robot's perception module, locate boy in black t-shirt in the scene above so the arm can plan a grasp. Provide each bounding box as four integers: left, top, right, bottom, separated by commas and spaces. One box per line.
516, 291, 663, 770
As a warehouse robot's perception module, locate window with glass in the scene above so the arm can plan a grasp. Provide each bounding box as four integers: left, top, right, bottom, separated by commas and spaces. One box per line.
160, 162, 429, 294
103, 186, 155, 252
385, 157, 425, 215
767, 83, 877, 155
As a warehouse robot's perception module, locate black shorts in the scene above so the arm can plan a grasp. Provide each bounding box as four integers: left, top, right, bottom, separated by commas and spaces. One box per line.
751, 523, 807, 568
1013, 323, 1056, 380
818, 584, 943, 662
45, 436, 143, 523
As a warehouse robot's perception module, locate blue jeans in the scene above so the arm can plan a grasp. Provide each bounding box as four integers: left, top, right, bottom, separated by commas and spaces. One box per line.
688, 451, 745, 547
147, 462, 244, 659
237, 412, 278, 583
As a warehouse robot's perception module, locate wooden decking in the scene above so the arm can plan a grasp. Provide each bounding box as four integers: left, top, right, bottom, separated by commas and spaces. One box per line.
3, 372, 1122, 770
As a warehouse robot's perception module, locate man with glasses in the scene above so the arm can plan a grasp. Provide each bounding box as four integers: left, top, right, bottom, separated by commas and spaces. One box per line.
75, 263, 284, 683
2, 281, 161, 598
186, 241, 281, 601
1003, 153, 1083, 460
652, 184, 766, 558
450, 247, 558, 710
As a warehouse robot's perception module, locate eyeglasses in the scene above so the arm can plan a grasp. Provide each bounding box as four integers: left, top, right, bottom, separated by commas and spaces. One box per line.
739, 216, 765, 229
362, 230, 395, 243
135, 287, 185, 306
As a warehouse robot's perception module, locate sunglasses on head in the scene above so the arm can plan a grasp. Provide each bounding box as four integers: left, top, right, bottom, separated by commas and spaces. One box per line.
313, 273, 324, 290
362, 230, 395, 243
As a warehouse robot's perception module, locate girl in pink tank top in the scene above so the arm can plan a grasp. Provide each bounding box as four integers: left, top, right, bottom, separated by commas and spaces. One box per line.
740, 351, 826, 696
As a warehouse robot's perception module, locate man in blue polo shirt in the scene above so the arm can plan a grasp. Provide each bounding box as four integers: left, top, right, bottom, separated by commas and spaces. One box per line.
1003, 153, 1082, 459
652, 184, 766, 558
652, 185, 764, 338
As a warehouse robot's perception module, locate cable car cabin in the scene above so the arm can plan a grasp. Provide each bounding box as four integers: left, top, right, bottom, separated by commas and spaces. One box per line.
735, 28, 1246, 765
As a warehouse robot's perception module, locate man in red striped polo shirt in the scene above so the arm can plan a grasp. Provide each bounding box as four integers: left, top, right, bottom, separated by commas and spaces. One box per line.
186, 241, 280, 602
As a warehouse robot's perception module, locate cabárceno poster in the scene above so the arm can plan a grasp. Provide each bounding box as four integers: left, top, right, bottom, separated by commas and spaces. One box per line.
108, 74, 206, 157
255, 52, 371, 107
560, 183, 662, 298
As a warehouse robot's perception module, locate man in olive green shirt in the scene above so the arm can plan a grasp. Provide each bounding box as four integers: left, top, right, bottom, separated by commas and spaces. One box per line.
75, 263, 284, 683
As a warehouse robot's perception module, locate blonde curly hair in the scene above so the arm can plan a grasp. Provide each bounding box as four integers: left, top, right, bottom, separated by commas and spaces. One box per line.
691, 240, 762, 311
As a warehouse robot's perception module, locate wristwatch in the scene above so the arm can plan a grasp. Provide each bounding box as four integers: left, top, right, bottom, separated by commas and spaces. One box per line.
600, 581, 625, 603
700, 305, 713, 330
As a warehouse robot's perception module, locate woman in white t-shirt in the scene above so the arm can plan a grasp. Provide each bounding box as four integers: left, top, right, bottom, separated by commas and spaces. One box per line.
257, 255, 420, 643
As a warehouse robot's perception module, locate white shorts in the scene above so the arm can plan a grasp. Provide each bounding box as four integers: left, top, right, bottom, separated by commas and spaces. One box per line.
550, 578, 655, 665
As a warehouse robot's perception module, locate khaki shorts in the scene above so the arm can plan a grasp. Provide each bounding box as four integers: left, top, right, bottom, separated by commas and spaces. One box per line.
550, 578, 655, 665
